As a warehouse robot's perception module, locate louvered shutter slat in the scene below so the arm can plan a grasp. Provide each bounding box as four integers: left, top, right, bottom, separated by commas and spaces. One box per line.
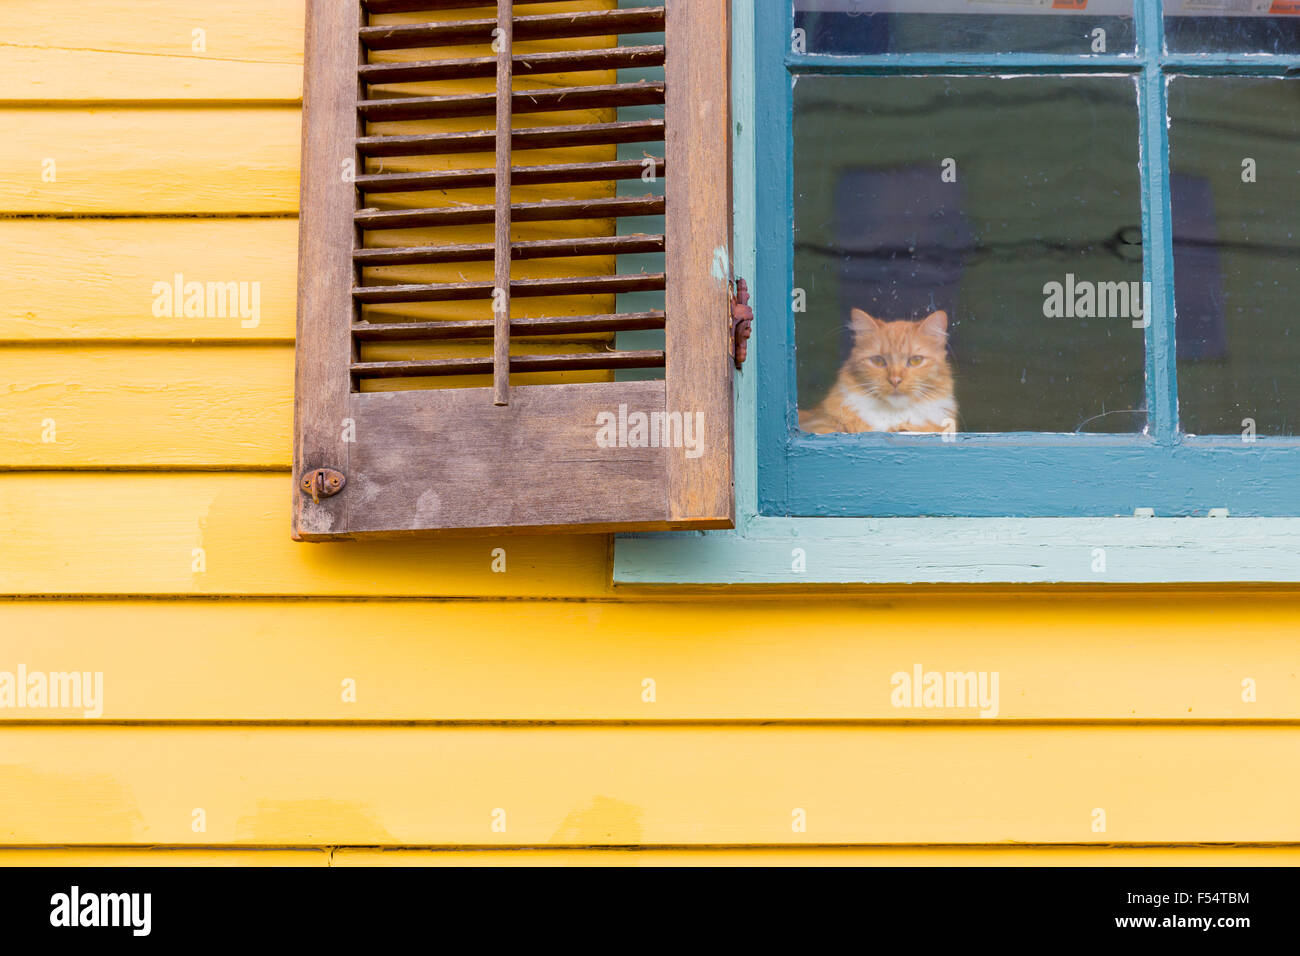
353, 234, 664, 268
358, 44, 665, 85
353, 273, 666, 304
355, 158, 664, 194
358, 8, 666, 49
357, 83, 666, 122
352, 349, 666, 379
353, 311, 666, 342
355, 119, 665, 157
355, 196, 665, 230
363, 0, 557, 12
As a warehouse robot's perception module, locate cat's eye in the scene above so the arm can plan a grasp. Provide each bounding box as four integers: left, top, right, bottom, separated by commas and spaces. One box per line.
907, 356, 924, 367
870, 355, 886, 367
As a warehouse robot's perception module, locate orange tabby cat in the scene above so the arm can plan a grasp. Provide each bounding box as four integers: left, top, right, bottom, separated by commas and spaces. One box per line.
799, 308, 957, 434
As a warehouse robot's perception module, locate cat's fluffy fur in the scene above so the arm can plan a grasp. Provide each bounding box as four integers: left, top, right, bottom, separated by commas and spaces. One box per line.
800, 308, 957, 434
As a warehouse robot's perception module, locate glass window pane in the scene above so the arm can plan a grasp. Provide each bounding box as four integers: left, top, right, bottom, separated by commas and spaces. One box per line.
1165, 1, 1300, 54
1169, 76, 1300, 436
793, 0, 1135, 55
792, 75, 1145, 434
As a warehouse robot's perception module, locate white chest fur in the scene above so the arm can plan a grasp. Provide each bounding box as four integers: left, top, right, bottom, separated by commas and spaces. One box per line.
838, 386, 955, 432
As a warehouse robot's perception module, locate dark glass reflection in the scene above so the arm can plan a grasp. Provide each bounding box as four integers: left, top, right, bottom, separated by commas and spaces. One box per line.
793, 0, 1135, 55
1166, 1, 1300, 54
1169, 76, 1300, 436
793, 75, 1145, 434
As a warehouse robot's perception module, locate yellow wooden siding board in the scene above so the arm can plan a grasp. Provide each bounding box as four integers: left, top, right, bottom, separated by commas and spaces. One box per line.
0, 220, 298, 341
0, 102, 643, 217
0, 598, 1297, 720
0, 1, 614, 102
0, 726, 1296, 845
1, 0, 1282, 865
0, 475, 608, 597
0, 1, 303, 102
0, 345, 635, 466
0, 219, 629, 342
0, 849, 328, 867
0, 846, 1293, 866
332, 846, 1300, 866
0, 109, 299, 214
0, 48, 302, 104
0, 346, 293, 467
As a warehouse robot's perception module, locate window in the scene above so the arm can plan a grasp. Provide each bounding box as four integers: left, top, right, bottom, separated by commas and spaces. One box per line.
292, 0, 735, 538
614, 0, 1300, 585
762, 0, 1300, 518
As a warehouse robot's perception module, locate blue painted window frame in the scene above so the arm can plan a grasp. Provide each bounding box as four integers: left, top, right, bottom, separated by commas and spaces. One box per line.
759, 0, 1300, 518
613, 0, 1300, 584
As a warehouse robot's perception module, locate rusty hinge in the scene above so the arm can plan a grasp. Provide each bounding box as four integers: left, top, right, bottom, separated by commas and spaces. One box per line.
730, 276, 753, 371
299, 467, 346, 504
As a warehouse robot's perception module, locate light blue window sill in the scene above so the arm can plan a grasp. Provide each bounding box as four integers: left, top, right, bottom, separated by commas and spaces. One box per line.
614, 0, 1300, 586
615, 516, 1300, 585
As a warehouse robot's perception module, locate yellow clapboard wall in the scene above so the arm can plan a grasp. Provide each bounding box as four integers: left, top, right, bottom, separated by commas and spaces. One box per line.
0, 0, 1296, 865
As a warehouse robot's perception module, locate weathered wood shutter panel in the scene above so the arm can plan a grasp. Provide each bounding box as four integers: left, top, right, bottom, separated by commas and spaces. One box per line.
294, 0, 734, 538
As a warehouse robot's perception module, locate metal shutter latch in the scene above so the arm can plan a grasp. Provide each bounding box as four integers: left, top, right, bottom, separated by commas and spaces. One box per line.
299, 468, 346, 504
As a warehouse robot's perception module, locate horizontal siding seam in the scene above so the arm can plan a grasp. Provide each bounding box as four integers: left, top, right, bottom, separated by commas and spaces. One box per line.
0, 100, 302, 108
0, 719, 1297, 728
0, 213, 300, 221
5, 842, 1300, 851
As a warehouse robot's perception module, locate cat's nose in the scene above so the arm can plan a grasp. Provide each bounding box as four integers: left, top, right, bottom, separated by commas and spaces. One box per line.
889, 375, 903, 387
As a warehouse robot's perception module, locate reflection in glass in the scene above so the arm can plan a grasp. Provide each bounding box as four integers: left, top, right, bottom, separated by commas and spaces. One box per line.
793, 0, 1135, 55
1165, 0, 1300, 55
1169, 76, 1300, 436
793, 75, 1145, 434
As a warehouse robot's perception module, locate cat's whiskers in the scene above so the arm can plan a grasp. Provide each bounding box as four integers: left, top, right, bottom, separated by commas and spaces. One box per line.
847, 381, 883, 400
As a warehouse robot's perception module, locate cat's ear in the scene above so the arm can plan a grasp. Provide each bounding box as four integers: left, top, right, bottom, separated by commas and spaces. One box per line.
849, 308, 881, 336
919, 310, 949, 339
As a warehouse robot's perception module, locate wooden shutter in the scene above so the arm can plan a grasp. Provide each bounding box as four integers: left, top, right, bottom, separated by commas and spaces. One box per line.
293, 0, 734, 539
